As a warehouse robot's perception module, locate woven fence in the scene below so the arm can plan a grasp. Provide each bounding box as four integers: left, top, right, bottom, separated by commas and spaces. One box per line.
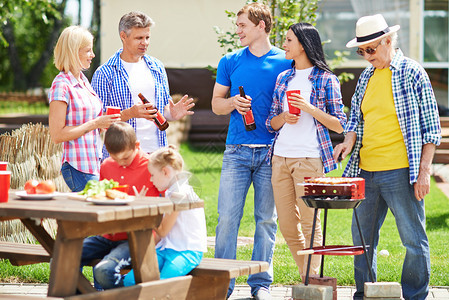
0, 123, 66, 242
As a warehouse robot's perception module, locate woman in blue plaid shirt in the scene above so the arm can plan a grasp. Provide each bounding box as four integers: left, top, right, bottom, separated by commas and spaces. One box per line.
265, 23, 346, 280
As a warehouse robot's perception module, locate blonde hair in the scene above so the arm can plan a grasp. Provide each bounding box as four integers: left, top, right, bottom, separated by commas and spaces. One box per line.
53, 26, 93, 73
148, 145, 184, 172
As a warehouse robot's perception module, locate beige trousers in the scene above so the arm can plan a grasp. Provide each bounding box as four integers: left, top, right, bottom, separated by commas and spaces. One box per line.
271, 155, 323, 278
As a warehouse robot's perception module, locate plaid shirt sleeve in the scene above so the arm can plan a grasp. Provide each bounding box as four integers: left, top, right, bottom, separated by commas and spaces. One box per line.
266, 70, 289, 133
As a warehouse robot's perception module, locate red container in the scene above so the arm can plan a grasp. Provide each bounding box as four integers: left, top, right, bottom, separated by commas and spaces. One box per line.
303, 177, 365, 200
286, 90, 301, 115
0, 162, 7, 171
0, 171, 11, 203
106, 106, 121, 115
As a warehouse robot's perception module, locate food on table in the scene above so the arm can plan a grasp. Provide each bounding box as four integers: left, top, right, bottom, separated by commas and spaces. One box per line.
24, 179, 56, 194
78, 179, 119, 197
112, 185, 129, 193
24, 180, 39, 194
304, 177, 356, 185
105, 189, 128, 200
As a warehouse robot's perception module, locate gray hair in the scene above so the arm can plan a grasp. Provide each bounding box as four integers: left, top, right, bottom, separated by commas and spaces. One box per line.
382, 32, 398, 49
118, 11, 155, 36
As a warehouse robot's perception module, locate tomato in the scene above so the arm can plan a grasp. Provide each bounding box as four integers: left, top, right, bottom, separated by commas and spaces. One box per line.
24, 180, 39, 194
35, 180, 56, 194
112, 185, 129, 194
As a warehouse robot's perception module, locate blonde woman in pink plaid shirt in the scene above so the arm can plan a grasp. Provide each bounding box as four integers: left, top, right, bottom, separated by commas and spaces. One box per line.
48, 26, 120, 192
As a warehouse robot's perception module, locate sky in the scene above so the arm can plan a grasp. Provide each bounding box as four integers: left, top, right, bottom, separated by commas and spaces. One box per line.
65, 0, 93, 28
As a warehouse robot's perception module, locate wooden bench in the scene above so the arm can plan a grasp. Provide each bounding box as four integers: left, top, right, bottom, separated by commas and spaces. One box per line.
64, 257, 268, 300
0, 242, 50, 266
186, 257, 269, 299
0, 243, 268, 300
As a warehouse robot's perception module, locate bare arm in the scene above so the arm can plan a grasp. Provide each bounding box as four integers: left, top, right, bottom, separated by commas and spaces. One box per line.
288, 94, 344, 133
154, 211, 179, 237
414, 143, 436, 201
48, 101, 119, 144
270, 111, 300, 131
211, 83, 234, 115
211, 82, 253, 116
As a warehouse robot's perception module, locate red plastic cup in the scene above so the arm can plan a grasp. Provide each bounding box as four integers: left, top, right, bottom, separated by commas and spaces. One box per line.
0, 162, 7, 171
286, 90, 301, 115
0, 171, 11, 203
106, 106, 121, 115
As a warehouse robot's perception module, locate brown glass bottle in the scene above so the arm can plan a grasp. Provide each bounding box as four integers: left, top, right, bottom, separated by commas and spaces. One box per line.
138, 93, 169, 131
239, 86, 256, 131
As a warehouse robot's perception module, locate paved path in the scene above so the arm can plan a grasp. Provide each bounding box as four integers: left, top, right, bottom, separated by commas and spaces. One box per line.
0, 283, 448, 299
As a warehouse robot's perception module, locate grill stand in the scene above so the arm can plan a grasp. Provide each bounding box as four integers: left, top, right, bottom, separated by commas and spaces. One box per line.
304, 206, 375, 285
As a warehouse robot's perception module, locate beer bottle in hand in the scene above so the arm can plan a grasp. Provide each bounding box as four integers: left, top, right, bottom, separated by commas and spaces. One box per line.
239, 86, 256, 131
138, 93, 169, 131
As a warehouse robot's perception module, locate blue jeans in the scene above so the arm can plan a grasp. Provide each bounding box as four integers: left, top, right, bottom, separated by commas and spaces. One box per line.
80, 236, 131, 290
214, 145, 277, 297
61, 162, 98, 192
352, 168, 430, 300
122, 248, 203, 286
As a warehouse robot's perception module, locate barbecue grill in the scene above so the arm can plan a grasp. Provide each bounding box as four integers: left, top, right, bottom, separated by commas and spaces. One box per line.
299, 177, 375, 285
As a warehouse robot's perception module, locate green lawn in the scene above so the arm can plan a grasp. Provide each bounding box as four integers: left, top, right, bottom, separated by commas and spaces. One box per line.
179, 143, 449, 286
1, 142, 448, 286
0, 101, 49, 115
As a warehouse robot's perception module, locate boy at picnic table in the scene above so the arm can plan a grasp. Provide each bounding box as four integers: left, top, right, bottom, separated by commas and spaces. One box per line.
79, 121, 160, 290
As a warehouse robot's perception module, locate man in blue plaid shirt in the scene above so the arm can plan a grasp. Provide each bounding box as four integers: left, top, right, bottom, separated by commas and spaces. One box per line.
334, 15, 441, 300
91, 11, 194, 158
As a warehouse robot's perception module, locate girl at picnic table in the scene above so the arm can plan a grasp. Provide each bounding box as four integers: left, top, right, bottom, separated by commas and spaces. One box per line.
48, 26, 120, 192
122, 145, 207, 286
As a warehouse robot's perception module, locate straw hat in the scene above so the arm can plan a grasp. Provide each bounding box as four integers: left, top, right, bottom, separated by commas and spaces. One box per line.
346, 14, 400, 48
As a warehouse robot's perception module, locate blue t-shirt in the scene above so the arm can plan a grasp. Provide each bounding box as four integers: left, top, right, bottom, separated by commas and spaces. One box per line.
216, 47, 291, 145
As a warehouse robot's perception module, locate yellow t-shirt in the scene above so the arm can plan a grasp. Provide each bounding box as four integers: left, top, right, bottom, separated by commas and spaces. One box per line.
359, 68, 409, 171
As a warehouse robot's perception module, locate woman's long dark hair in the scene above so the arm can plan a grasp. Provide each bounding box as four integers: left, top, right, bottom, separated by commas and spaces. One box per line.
289, 23, 333, 74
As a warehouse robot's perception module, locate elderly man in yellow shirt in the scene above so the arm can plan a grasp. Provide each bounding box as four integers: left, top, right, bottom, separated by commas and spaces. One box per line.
334, 14, 441, 300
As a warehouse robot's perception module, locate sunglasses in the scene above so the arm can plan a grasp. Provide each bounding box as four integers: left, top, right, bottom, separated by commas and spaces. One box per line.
356, 40, 382, 56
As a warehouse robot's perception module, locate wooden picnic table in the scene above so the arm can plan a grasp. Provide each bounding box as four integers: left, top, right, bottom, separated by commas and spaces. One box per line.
0, 191, 203, 299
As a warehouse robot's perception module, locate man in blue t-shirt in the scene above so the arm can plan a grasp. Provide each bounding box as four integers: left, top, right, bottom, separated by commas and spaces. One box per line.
211, 3, 291, 300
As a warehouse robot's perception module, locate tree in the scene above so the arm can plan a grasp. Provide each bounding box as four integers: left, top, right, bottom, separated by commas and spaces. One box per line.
0, 0, 68, 91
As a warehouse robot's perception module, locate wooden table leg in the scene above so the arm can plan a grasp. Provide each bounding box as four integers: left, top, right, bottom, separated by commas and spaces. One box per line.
48, 228, 84, 297
128, 228, 159, 283
21, 218, 55, 254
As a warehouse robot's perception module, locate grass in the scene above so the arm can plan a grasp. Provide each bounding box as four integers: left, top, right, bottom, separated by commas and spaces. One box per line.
180, 143, 449, 286
1, 142, 448, 287
0, 101, 49, 115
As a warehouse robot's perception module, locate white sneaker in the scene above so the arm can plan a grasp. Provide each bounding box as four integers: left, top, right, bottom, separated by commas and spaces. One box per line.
253, 288, 271, 300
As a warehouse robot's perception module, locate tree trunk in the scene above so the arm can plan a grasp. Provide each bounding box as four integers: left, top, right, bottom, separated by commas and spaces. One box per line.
3, 22, 27, 90
85, 0, 101, 81
26, 0, 67, 89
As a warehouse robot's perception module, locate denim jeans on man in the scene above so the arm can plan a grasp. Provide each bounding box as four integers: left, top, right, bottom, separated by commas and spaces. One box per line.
80, 235, 131, 290
215, 145, 277, 297
352, 168, 430, 300
61, 162, 98, 192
